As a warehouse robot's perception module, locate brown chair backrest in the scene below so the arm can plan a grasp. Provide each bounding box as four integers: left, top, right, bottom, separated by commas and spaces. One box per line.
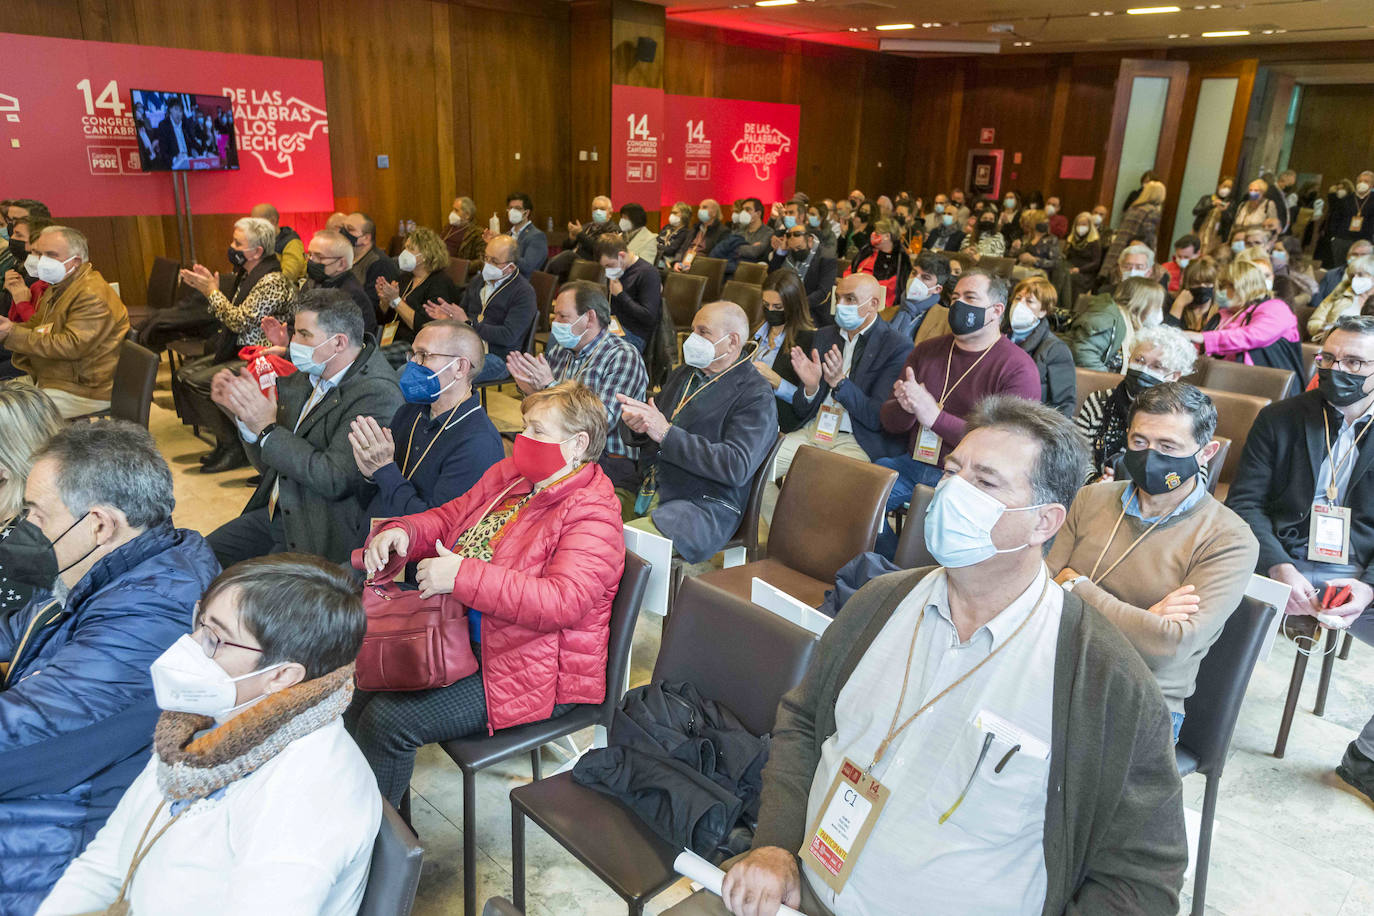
1074, 368, 1122, 417
567, 259, 605, 286
733, 261, 768, 287
1296, 305, 1316, 342
732, 434, 783, 563
687, 256, 728, 302
146, 257, 181, 311
446, 258, 470, 288
386, 234, 406, 258
1301, 342, 1319, 381
769, 445, 897, 583
1201, 387, 1269, 493
109, 339, 159, 428
1191, 357, 1294, 403
892, 484, 937, 570
530, 270, 557, 331
982, 256, 1015, 280
1205, 436, 1231, 495
720, 280, 764, 327
655, 576, 818, 736
358, 799, 423, 916
663, 271, 707, 331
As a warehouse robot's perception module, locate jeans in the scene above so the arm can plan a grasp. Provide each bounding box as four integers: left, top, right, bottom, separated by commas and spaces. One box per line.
1171, 711, 1185, 744
621, 330, 645, 353
473, 351, 510, 384
874, 454, 945, 559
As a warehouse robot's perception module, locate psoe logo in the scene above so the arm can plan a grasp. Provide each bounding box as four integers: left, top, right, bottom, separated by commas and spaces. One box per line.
730, 122, 792, 182
0, 91, 19, 148
223, 87, 329, 180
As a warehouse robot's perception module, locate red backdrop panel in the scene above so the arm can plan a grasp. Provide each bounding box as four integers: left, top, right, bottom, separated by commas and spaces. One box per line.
611, 84, 664, 212
662, 93, 799, 209
0, 32, 333, 218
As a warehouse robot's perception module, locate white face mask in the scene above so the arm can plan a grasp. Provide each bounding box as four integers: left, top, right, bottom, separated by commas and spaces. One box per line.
924, 473, 1045, 568
1045, 204, 1057, 216
1337, 189, 1349, 199
734, 211, 750, 226
906, 275, 931, 302
619, 217, 633, 233
603, 265, 624, 280
682, 331, 724, 369
150, 634, 286, 720
482, 261, 508, 283
1217, 187, 1231, 199
1075, 224, 1089, 237
669, 213, 682, 227
1123, 267, 1149, 279
1232, 240, 1246, 253
508, 207, 526, 226
448, 210, 462, 226
1092, 214, 1103, 226
24, 253, 42, 275
698, 208, 712, 223
1353, 276, 1374, 296
397, 250, 418, 273
289, 337, 334, 377
1009, 300, 1039, 332
1176, 256, 1191, 269
34, 254, 77, 285
1359, 182, 1371, 195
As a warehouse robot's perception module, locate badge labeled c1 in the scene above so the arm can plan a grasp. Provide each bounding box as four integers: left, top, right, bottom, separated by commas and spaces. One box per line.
798, 757, 890, 893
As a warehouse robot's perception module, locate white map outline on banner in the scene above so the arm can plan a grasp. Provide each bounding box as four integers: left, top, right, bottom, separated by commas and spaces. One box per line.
224, 90, 329, 180
731, 123, 792, 181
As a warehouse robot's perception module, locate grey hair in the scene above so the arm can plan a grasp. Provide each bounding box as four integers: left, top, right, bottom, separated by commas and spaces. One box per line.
1131, 325, 1197, 377
39, 225, 89, 261
234, 217, 277, 256
1130, 382, 1217, 446
960, 267, 1009, 306
558, 280, 613, 328
702, 300, 750, 343
32, 420, 174, 528
1333, 314, 1374, 338
456, 196, 476, 219
312, 229, 355, 269
1119, 242, 1156, 270
0, 382, 63, 521
965, 395, 1087, 512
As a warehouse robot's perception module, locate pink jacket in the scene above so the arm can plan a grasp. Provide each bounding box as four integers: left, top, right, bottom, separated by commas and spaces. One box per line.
371, 459, 625, 731
1201, 297, 1300, 365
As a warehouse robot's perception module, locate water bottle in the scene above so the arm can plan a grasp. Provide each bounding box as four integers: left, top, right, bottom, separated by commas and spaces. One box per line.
490, 213, 501, 234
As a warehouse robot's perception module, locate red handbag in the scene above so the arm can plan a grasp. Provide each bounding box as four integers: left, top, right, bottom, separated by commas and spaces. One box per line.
350, 547, 478, 692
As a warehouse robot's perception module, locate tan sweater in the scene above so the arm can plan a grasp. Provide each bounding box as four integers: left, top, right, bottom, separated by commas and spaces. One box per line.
1046, 480, 1259, 713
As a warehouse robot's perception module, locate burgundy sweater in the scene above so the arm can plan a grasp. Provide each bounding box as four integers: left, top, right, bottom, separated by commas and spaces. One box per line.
880, 333, 1042, 462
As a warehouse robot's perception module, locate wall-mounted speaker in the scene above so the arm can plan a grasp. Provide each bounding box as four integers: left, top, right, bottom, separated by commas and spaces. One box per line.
635, 36, 657, 63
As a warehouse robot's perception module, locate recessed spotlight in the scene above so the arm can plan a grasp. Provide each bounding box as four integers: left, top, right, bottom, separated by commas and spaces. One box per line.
1168, 33, 1177, 38
754, 0, 797, 6
1127, 5, 1181, 13
1102, 10, 1114, 15
1090, 10, 1100, 14
875, 22, 916, 30
1208, 3, 1221, 7
1201, 29, 1249, 36
1261, 28, 1273, 33
931, 22, 942, 27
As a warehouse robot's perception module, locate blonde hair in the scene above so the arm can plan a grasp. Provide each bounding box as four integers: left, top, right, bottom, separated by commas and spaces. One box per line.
0, 381, 63, 522
1069, 211, 1099, 245
1114, 276, 1166, 330
406, 226, 450, 272
1182, 256, 1220, 287
1223, 260, 1271, 307
1012, 276, 1058, 313
1020, 208, 1048, 236
1235, 246, 1272, 270
1136, 180, 1167, 207
520, 381, 608, 464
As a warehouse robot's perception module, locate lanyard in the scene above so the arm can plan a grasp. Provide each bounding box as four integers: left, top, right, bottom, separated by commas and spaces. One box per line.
669, 344, 756, 422
1321, 408, 1374, 504
870, 576, 1049, 772
937, 339, 996, 408
562, 332, 610, 383
1088, 502, 1166, 585
400, 402, 482, 479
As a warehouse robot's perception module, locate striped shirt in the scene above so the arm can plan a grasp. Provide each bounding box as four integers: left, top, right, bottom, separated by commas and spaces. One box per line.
545, 330, 648, 460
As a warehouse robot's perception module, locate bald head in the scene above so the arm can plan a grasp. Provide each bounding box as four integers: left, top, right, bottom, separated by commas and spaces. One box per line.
309, 230, 355, 274
691, 300, 748, 373
839, 272, 883, 308
417, 320, 485, 382
250, 203, 280, 226
487, 234, 518, 265
324, 212, 348, 231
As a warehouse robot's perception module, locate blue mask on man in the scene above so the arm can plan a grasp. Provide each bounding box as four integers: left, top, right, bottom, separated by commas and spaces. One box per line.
398, 356, 461, 404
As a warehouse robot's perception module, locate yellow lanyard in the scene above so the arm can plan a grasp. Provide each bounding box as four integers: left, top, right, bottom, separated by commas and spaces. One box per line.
1321, 408, 1374, 504
668, 344, 756, 421
400, 401, 481, 479
937, 339, 996, 408
1088, 501, 1166, 585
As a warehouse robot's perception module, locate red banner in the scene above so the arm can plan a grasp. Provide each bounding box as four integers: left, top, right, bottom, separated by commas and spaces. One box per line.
0, 33, 333, 217
610, 84, 663, 212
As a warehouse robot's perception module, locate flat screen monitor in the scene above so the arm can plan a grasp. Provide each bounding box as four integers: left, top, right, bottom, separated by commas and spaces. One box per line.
130, 89, 239, 172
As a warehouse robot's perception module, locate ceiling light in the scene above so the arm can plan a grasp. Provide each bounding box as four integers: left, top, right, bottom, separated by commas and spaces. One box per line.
1101, 10, 1114, 15
754, 0, 797, 7
1202, 29, 1249, 36
876, 22, 916, 30
1127, 5, 1181, 13
1089, 10, 1100, 14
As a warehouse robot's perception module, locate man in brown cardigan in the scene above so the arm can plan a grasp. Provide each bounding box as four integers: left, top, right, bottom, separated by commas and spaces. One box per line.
0, 225, 128, 417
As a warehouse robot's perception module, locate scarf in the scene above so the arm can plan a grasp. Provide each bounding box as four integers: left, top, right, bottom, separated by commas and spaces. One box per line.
154, 663, 354, 803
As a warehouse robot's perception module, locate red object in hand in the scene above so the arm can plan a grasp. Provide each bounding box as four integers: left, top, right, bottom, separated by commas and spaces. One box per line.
1321, 584, 1351, 610
238, 345, 296, 393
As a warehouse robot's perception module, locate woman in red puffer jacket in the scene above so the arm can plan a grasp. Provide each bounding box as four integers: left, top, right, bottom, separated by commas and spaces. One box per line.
348, 381, 625, 806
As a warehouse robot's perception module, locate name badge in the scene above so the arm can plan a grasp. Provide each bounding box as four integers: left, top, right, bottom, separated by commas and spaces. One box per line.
380, 320, 400, 348
814, 403, 844, 444
914, 425, 942, 464
1308, 502, 1352, 565
1352, 215, 1365, 233
609, 316, 626, 337
798, 757, 890, 893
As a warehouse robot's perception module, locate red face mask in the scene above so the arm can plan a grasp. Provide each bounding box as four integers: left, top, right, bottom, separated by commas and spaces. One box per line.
512, 433, 575, 483
869, 232, 884, 248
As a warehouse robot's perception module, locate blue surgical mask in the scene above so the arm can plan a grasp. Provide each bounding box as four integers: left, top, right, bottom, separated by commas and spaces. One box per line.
289, 338, 333, 377
549, 311, 589, 350
808, 214, 821, 228
924, 473, 1045, 568
835, 302, 865, 330
783, 215, 797, 229
398, 356, 461, 404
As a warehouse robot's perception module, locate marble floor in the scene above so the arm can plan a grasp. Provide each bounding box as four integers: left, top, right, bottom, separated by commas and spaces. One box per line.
153, 374, 1374, 916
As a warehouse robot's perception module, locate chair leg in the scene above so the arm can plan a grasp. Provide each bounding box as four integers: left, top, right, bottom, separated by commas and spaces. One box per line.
1274, 648, 1310, 758
511, 801, 527, 911
1339, 632, 1353, 660
399, 787, 413, 829
530, 747, 542, 781
463, 768, 477, 916
1191, 773, 1220, 916
1315, 627, 1341, 717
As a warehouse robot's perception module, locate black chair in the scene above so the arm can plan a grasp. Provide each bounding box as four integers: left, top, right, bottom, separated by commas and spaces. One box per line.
475, 313, 540, 408
147, 256, 181, 311
436, 551, 651, 916
1176, 595, 1278, 916
482, 900, 523, 916
566, 259, 606, 286
1272, 614, 1354, 758
358, 799, 424, 916
892, 484, 936, 569
509, 576, 820, 916
529, 270, 558, 353
73, 339, 159, 428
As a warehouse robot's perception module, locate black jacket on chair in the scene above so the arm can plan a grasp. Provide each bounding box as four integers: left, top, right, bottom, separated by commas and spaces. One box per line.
1226, 390, 1374, 584
1011, 319, 1077, 419
459, 270, 537, 359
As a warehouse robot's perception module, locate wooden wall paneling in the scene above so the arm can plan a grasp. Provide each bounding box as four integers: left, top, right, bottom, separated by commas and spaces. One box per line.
957, 59, 1057, 199
610, 0, 664, 89
430, 1, 458, 227
854, 55, 916, 200
1288, 84, 1374, 188
1099, 58, 1188, 232
1041, 63, 1074, 200
570, 0, 613, 216
1055, 61, 1119, 217
796, 58, 860, 199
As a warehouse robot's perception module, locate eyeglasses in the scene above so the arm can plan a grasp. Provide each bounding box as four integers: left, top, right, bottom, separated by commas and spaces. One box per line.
786, 231, 807, 239
306, 253, 343, 264
482, 256, 508, 266
1127, 355, 1171, 376
192, 604, 262, 658
1314, 353, 1372, 374
406, 348, 463, 366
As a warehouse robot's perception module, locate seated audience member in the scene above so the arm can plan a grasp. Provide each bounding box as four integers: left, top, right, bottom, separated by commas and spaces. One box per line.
1161, 233, 1202, 294
432, 234, 537, 384
658, 201, 696, 268
924, 204, 965, 253
1100, 183, 1166, 284
618, 203, 659, 264
1225, 314, 1374, 802
500, 191, 549, 277
962, 210, 1006, 259
553, 195, 619, 277
206, 289, 402, 567
1232, 178, 1278, 234
1308, 252, 1374, 342
596, 234, 662, 352
1050, 382, 1257, 739
1045, 195, 1068, 238
1166, 257, 1221, 332
1007, 276, 1076, 418
665, 396, 1186, 916
776, 272, 910, 486
352, 320, 502, 526
845, 217, 909, 308
507, 282, 647, 489
998, 190, 1025, 248
1065, 211, 1105, 298
749, 270, 816, 433
767, 224, 839, 328
712, 197, 774, 272
1313, 239, 1374, 310
301, 228, 373, 336
877, 268, 1041, 555
0, 422, 219, 913
922, 193, 951, 234
1274, 237, 1317, 306
352, 382, 624, 807
1069, 274, 1165, 372
1181, 259, 1301, 376
441, 195, 486, 262
342, 211, 399, 327
804, 201, 839, 260
375, 226, 463, 354
619, 301, 777, 563
249, 202, 305, 283
37, 554, 379, 916
324, 211, 348, 232
0, 226, 129, 419
1012, 209, 1062, 275
1, 215, 53, 322
173, 217, 297, 474
0, 381, 63, 616
890, 252, 950, 343
1092, 203, 1112, 234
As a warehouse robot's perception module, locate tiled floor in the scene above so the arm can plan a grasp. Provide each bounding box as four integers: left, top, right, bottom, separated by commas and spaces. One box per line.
156, 377, 1374, 916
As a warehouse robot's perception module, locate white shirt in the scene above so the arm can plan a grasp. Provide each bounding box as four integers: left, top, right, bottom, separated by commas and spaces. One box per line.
1314, 403, 1374, 506
804, 566, 1061, 916
804, 317, 875, 435
38, 719, 382, 916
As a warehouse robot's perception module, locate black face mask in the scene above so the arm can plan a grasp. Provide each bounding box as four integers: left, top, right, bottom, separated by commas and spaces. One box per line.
226, 246, 248, 269
1123, 367, 1165, 398
788, 246, 809, 263
7, 238, 25, 262
1188, 286, 1214, 306
1035, 221, 1050, 234
339, 228, 359, 247
949, 300, 987, 335
1123, 447, 1200, 497
0, 517, 61, 590
764, 308, 785, 327
305, 260, 330, 284
1317, 367, 1370, 407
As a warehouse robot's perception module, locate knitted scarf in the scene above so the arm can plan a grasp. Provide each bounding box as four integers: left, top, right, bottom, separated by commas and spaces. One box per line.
154, 663, 354, 802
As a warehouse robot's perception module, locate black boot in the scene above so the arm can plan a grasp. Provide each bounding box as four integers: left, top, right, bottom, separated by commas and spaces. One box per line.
201, 439, 249, 474
1337, 741, 1374, 805
198, 442, 228, 466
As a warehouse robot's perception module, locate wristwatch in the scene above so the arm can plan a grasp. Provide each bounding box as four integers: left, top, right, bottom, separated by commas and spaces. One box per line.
258, 422, 279, 443
1061, 575, 1089, 592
